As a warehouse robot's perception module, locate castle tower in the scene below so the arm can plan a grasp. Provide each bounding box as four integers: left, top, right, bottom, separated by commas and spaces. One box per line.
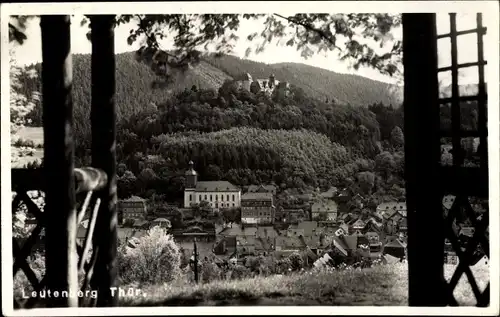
185, 160, 198, 189
268, 73, 276, 88
241, 73, 253, 91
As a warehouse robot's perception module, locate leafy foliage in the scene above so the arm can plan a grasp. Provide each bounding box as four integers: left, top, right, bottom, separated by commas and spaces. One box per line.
117, 226, 181, 285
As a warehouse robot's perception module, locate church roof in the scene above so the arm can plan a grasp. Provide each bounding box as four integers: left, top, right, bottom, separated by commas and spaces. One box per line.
195, 181, 240, 192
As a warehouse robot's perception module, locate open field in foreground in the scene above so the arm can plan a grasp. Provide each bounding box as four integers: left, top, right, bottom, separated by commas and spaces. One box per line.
120, 261, 489, 306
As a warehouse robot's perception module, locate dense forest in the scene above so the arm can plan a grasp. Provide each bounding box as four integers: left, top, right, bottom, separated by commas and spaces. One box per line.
98, 82, 406, 204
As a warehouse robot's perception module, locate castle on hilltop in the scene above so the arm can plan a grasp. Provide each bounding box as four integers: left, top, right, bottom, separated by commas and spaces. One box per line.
234, 73, 290, 98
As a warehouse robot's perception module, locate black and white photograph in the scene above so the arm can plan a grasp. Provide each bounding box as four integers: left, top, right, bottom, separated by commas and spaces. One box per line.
1, 1, 499, 315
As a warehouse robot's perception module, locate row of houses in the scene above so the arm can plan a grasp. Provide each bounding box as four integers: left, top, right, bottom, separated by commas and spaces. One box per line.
211, 220, 407, 263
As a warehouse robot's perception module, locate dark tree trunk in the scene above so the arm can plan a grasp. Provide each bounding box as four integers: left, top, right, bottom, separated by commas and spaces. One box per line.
41, 15, 78, 308
89, 15, 118, 307
403, 13, 447, 306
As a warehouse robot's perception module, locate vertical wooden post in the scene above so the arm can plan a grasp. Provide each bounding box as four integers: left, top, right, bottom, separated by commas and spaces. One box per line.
41, 15, 78, 307
403, 13, 447, 306
476, 13, 488, 171
89, 15, 118, 307
193, 238, 199, 284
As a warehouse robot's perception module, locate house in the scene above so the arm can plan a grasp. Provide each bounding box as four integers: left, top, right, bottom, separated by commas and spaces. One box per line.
213, 236, 237, 256
313, 252, 334, 268
247, 184, 277, 196
383, 238, 407, 259
118, 195, 147, 224
235, 236, 259, 255
311, 201, 338, 221
366, 231, 382, 253
364, 217, 383, 234
331, 236, 349, 256
275, 235, 305, 252
294, 221, 319, 236
442, 195, 456, 210
217, 223, 258, 237
398, 217, 408, 232
376, 202, 407, 220
150, 217, 171, 229
131, 219, 149, 229
350, 219, 366, 235
365, 231, 380, 245
339, 213, 352, 223
240, 192, 274, 225
390, 212, 403, 223
280, 208, 308, 224
171, 225, 216, 244
183, 161, 241, 209
256, 226, 279, 239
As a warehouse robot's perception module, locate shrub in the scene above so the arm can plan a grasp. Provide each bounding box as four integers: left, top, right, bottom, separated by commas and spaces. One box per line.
117, 226, 181, 285
13, 138, 36, 148
199, 260, 223, 283
288, 252, 305, 271
276, 258, 293, 274
229, 264, 251, 280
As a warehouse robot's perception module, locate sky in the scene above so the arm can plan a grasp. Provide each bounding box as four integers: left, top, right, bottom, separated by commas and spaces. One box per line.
9, 12, 483, 86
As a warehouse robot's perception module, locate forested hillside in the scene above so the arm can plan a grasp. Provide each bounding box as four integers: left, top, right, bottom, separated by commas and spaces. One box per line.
106, 83, 406, 203
17, 51, 402, 130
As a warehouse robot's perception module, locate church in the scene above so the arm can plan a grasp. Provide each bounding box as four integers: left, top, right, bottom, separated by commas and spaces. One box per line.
183, 161, 241, 209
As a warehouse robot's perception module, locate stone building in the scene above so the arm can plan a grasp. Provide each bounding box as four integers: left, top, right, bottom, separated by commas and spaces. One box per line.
118, 195, 147, 224
240, 192, 275, 225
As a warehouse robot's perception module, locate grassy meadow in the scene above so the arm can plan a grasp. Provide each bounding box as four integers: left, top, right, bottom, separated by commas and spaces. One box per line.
120, 261, 489, 306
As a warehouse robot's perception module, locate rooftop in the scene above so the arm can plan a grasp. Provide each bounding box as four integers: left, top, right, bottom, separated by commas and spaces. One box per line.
195, 181, 240, 192
241, 192, 273, 201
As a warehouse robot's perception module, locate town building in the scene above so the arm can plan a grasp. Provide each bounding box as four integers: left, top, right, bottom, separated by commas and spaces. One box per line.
183, 161, 241, 209
240, 192, 275, 225
376, 201, 407, 220
311, 201, 338, 221
383, 238, 407, 259
118, 195, 147, 224
171, 225, 217, 244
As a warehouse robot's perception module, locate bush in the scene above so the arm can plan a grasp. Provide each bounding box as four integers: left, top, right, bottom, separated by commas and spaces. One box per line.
13, 138, 36, 148
117, 226, 181, 285
244, 255, 277, 277
229, 264, 251, 280
288, 252, 305, 271
199, 260, 223, 283
276, 258, 293, 274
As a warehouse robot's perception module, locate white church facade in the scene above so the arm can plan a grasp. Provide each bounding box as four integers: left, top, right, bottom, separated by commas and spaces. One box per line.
183, 161, 241, 209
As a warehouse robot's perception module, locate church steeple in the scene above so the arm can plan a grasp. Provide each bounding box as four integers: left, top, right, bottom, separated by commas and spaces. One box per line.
185, 160, 198, 188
